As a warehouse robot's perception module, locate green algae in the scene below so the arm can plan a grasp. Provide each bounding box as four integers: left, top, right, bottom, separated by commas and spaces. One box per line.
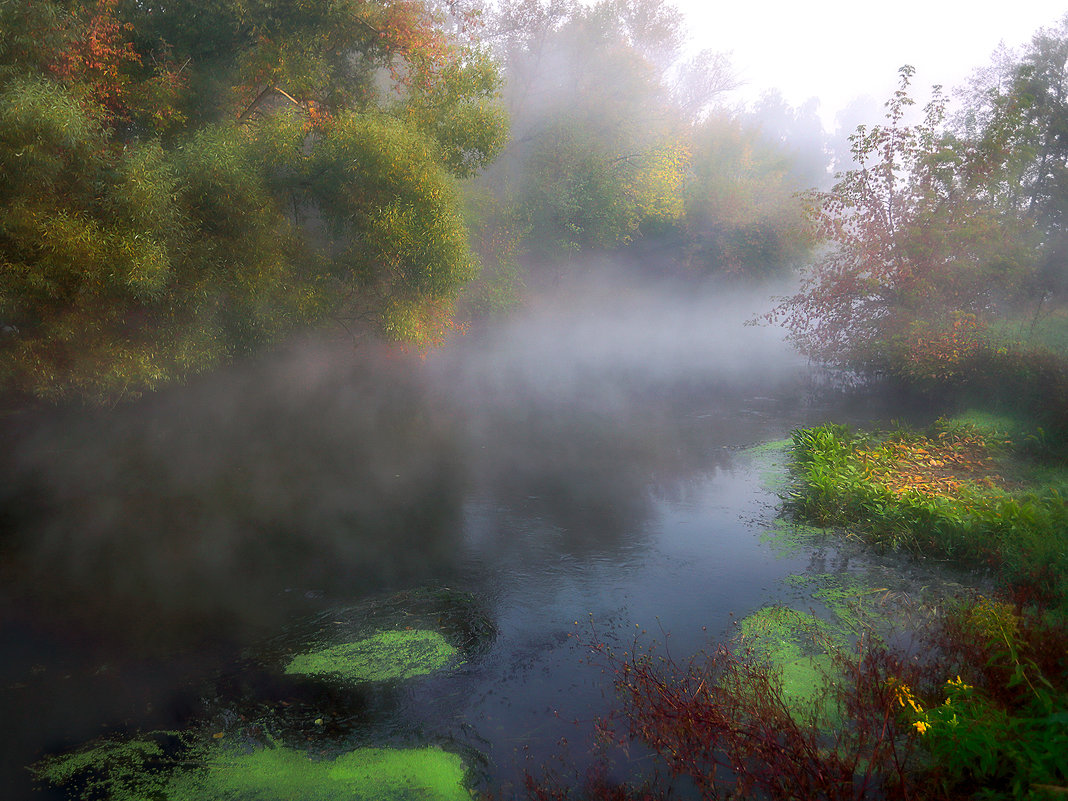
736, 605, 840, 724
742, 438, 793, 456
760, 517, 833, 556
783, 573, 890, 635
738, 605, 835, 662
740, 438, 794, 493
285, 629, 461, 683
34, 738, 474, 801
30, 734, 181, 801
168, 744, 473, 801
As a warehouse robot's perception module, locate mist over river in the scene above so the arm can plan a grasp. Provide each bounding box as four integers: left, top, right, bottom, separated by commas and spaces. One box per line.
0, 265, 949, 799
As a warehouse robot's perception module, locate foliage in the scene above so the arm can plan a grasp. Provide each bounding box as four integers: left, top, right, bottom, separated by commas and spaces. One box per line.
955, 14, 1068, 297
528, 592, 1068, 800
910, 600, 1068, 797
783, 418, 1068, 794
0, 0, 508, 403
788, 421, 1068, 609
770, 66, 1041, 376
479, 0, 697, 263
569, 632, 925, 800
681, 113, 816, 277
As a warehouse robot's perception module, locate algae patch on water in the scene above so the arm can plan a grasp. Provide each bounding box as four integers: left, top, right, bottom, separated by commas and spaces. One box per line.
736, 605, 839, 723
285, 629, 461, 683
168, 744, 473, 801
30, 733, 187, 801
739, 438, 794, 493
760, 517, 832, 557
34, 736, 474, 801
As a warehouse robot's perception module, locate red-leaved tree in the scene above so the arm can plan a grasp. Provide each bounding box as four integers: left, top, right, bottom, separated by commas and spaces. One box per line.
769, 66, 1039, 380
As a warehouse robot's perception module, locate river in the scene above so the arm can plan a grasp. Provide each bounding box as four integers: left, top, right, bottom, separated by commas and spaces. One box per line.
0, 267, 947, 799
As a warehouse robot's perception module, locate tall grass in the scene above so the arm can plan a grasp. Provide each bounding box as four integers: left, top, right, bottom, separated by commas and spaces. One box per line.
788, 423, 1068, 608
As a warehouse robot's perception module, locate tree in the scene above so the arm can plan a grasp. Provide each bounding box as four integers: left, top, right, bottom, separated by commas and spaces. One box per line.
769, 67, 1039, 378
0, 0, 508, 403
681, 111, 817, 278
478, 0, 695, 262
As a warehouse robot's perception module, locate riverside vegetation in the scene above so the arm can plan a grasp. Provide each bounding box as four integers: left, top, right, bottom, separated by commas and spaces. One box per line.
523, 411, 1068, 801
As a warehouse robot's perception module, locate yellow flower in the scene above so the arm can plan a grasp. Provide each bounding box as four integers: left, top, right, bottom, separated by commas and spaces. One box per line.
894, 683, 923, 713
913, 721, 929, 734
946, 675, 972, 690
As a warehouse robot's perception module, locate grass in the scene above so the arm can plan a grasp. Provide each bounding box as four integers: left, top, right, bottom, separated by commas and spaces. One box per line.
787, 419, 1068, 609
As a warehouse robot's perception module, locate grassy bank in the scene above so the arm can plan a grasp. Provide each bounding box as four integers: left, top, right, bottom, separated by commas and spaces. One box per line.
788, 415, 1068, 609
780, 414, 1068, 798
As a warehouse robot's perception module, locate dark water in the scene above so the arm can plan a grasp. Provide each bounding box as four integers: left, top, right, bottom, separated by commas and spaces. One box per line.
0, 270, 934, 799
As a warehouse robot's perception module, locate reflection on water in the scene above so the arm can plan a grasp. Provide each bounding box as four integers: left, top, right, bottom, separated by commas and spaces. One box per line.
0, 268, 931, 800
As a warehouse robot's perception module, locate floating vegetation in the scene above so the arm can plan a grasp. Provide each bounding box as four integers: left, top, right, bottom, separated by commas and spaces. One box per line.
740, 438, 794, 493
285, 629, 462, 683
735, 605, 840, 723
168, 744, 473, 801
33, 736, 474, 801
782, 573, 893, 636
759, 516, 831, 556
30, 732, 192, 801
32, 587, 493, 801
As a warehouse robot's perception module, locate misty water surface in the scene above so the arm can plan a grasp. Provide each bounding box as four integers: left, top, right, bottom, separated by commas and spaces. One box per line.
0, 264, 932, 799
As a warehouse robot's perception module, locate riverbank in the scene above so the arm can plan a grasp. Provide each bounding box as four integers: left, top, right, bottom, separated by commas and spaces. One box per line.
789, 413, 1068, 610
784, 413, 1068, 798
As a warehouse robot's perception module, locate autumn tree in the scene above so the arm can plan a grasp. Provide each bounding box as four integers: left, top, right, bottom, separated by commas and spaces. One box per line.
770, 66, 1040, 379
0, 0, 508, 403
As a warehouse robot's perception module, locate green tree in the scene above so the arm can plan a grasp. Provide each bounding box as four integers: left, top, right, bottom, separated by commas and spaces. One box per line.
0, 0, 508, 403
480, 0, 694, 262
681, 111, 816, 278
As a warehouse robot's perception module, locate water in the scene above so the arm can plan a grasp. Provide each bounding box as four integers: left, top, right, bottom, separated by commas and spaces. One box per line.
0, 270, 933, 799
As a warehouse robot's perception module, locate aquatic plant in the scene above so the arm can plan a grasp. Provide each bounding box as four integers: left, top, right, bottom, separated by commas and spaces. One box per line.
168, 744, 473, 801
759, 515, 832, 556
33, 735, 475, 801
30, 732, 191, 801
285, 629, 461, 683
783, 420, 1068, 796
581, 632, 924, 800
735, 605, 840, 721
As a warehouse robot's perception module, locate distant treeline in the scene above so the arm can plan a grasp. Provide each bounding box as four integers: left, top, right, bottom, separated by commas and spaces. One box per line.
2, 0, 1067, 406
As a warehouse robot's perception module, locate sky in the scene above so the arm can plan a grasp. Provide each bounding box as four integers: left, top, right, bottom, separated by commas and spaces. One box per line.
671, 0, 1068, 130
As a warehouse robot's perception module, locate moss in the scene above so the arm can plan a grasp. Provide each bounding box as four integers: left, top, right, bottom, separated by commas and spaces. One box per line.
168, 744, 473, 801
285, 629, 461, 683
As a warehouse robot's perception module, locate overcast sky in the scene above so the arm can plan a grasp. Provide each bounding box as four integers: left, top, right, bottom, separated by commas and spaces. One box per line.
671, 0, 1067, 130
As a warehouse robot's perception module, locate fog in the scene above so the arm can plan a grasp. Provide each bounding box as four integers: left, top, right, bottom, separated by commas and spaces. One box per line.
0, 262, 826, 645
